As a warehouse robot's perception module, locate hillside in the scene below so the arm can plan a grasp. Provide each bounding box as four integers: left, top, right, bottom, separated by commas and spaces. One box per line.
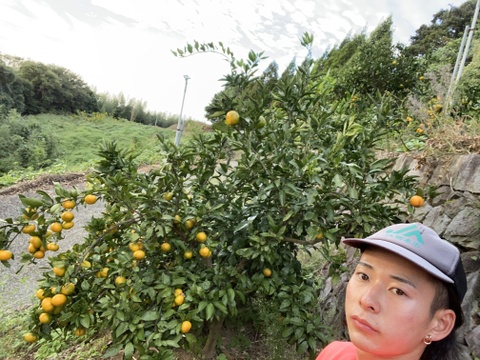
0, 113, 208, 187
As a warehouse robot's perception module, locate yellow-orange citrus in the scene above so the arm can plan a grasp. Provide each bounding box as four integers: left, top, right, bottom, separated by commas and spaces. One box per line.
46, 242, 59, 251
24, 333, 38, 342
174, 288, 183, 296
29, 236, 42, 249
115, 276, 126, 286
185, 219, 195, 230
36, 289, 45, 300
181, 320, 192, 333
184, 250, 193, 259
51, 294, 67, 307
133, 250, 145, 260
61, 211, 74, 222
50, 222, 63, 233
41, 297, 54, 313
174, 294, 185, 306
62, 200, 76, 209
315, 232, 324, 240
84, 194, 97, 205
39, 312, 51, 324
225, 110, 240, 126
62, 221, 74, 230
33, 250, 45, 259
129, 242, 140, 252
410, 195, 425, 207
98, 267, 109, 278
161, 243, 171, 252
199, 247, 211, 258
61, 283, 75, 295
195, 232, 207, 243
74, 327, 86, 336
22, 224, 36, 234
53, 267, 65, 277
81, 260, 91, 268
174, 214, 182, 224
263, 268, 272, 277
0, 250, 13, 261
27, 243, 36, 254
163, 192, 173, 201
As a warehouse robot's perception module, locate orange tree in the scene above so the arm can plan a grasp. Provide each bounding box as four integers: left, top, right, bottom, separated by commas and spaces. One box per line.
0, 35, 418, 359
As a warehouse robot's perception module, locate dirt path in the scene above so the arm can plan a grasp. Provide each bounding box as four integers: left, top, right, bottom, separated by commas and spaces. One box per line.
0, 173, 104, 313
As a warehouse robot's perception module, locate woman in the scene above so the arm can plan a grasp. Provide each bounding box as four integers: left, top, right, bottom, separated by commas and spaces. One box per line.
317, 222, 467, 360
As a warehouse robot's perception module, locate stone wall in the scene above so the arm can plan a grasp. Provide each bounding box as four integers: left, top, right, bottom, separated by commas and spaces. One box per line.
319, 154, 480, 359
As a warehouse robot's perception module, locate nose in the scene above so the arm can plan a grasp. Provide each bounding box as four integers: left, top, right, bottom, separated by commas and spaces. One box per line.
358, 282, 381, 313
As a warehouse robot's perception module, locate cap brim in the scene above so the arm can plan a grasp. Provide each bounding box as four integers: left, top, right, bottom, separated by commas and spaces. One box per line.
343, 238, 454, 284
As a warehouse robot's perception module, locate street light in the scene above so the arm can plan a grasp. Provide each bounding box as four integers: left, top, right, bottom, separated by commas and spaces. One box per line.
175, 75, 191, 146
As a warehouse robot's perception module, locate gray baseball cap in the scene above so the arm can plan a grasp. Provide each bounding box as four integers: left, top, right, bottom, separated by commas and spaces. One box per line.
343, 223, 467, 302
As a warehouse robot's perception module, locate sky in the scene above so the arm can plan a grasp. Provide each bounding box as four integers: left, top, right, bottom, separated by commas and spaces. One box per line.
0, 0, 469, 121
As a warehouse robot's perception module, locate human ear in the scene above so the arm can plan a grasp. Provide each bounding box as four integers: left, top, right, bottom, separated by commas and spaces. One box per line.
429, 309, 456, 341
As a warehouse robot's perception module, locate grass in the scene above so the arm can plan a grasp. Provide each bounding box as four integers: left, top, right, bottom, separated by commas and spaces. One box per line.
0, 114, 208, 187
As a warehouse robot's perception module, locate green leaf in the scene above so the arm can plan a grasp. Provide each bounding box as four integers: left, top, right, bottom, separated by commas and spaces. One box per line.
205, 303, 215, 320
102, 344, 122, 358
116, 322, 129, 337
124, 342, 134, 359
141, 311, 159, 321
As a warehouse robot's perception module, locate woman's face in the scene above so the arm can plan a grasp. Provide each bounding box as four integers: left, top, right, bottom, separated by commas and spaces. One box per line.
345, 246, 440, 359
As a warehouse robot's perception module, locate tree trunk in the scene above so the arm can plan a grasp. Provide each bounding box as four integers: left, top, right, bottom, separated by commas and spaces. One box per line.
203, 317, 224, 359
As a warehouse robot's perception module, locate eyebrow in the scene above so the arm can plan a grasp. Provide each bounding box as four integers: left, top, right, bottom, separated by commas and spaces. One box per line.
357, 261, 417, 289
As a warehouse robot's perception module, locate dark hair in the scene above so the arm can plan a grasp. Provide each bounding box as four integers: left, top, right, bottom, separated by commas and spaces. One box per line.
420, 281, 464, 360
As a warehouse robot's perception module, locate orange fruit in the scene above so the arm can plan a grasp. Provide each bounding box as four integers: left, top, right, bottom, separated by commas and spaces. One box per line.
185, 219, 195, 230
161, 243, 171, 252
0, 250, 13, 261
46, 242, 59, 251
84, 194, 97, 205
50, 222, 63, 233
225, 110, 240, 126
24, 332, 38, 343
174, 295, 185, 306
23, 207, 39, 220
29, 236, 42, 249
36, 289, 45, 300
22, 224, 36, 234
27, 244, 37, 253
129, 242, 140, 252
410, 195, 425, 207
174, 214, 182, 224
163, 192, 173, 201
61, 200, 76, 209
133, 250, 145, 260
181, 320, 192, 333
33, 250, 45, 259
39, 312, 51, 324
263, 268, 272, 277
195, 232, 207, 243
199, 247, 211, 258
115, 276, 126, 286
62, 221, 74, 230
74, 327, 86, 336
315, 232, 324, 240
184, 250, 193, 259
61, 211, 74, 222
53, 267, 65, 277
41, 297, 54, 313
61, 283, 75, 295
81, 260, 91, 268
174, 288, 183, 296
98, 267, 109, 278
51, 294, 67, 307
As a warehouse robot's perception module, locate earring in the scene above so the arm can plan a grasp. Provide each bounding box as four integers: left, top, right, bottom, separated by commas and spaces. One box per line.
424, 334, 433, 345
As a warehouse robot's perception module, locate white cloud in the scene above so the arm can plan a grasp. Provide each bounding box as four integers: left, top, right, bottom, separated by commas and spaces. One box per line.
0, 0, 471, 121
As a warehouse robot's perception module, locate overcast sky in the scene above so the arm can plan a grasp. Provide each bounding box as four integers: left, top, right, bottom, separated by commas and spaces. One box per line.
0, 0, 468, 121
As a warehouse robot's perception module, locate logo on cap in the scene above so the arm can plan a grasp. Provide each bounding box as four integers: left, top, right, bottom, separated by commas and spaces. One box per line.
384, 224, 424, 248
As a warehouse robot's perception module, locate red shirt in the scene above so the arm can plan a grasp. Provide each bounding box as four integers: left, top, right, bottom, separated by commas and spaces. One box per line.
316, 341, 357, 360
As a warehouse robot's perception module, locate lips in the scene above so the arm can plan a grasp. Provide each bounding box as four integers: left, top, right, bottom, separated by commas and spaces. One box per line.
351, 315, 379, 333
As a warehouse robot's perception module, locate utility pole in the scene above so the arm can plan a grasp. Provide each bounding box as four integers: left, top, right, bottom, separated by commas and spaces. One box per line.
446, 0, 480, 106
175, 75, 190, 146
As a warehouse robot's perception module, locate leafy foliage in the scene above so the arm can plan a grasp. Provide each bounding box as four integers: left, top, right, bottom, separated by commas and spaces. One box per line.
0, 35, 419, 360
